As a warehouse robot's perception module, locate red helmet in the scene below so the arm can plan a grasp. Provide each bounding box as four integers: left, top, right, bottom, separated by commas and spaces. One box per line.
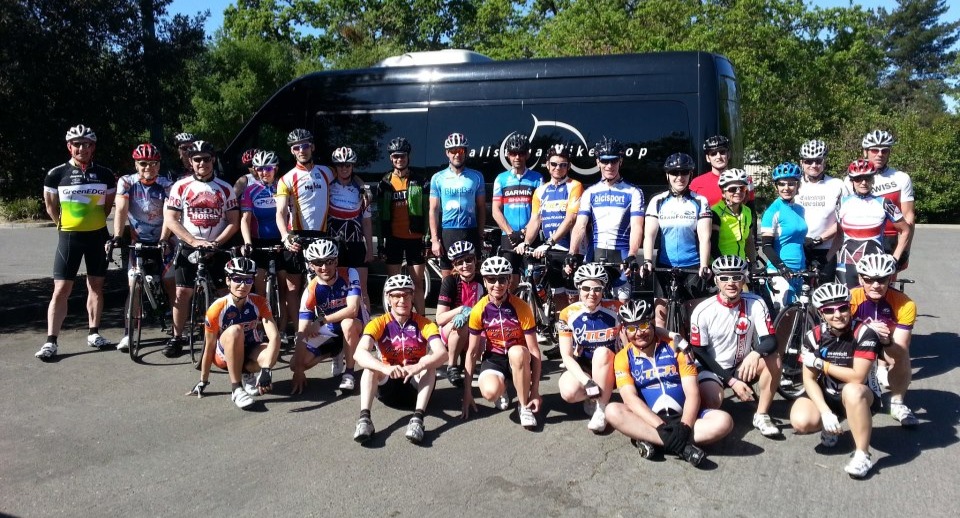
132, 143, 161, 161
847, 159, 875, 178
241, 148, 259, 166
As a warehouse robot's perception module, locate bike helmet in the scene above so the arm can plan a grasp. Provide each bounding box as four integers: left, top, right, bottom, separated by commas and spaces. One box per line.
547, 143, 571, 159
388, 137, 412, 155
252, 150, 279, 167
444, 132, 469, 149
131, 143, 160, 161
331, 146, 358, 164
480, 256, 513, 276
224, 257, 257, 276
287, 128, 313, 145
187, 140, 215, 157
619, 299, 653, 324
799, 139, 827, 159
65, 125, 97, 142
861, 130, 895, 149
241, 148, 259, 166
812, 282, 850, 309
594, 137, 624, 159
703, 135, 730, 151
855, 253, 897, 278
847, 159, 875, 178
383, 274, 415, 294
711, 255, 748, 275
573, 263, 608, 287
664, 153, 695, 172
718, 168, 749, 187
447, 240, 476, 261
174, 132, 196, 145
505, 133, 530, 153
770, 162, 802, 181
303, 239, 338, 261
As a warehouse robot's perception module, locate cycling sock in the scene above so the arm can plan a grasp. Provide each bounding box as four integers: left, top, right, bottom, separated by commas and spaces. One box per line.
89, 327, 99, 335
345, 367, 355, 377
231, 382, 241, 390
359, 409, 371, 420
47, 335, 58, 344
413, 409, 425, 421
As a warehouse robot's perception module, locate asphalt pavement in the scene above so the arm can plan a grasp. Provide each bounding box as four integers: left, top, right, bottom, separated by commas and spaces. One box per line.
0, 225, 958, 517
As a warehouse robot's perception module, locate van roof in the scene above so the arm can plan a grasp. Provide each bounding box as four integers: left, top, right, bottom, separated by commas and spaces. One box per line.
374, 50, 494, 67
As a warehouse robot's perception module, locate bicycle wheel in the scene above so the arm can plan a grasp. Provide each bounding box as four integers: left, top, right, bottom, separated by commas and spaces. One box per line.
189, 282, 210, 369
126, 277, 144, 362
774, 305, 815, 400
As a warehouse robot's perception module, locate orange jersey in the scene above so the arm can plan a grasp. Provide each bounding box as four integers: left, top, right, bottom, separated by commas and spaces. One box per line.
363, 313, 441, 366
204, 294, 273, 344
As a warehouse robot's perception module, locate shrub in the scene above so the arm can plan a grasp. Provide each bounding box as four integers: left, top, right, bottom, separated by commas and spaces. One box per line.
0, 197, 45, 221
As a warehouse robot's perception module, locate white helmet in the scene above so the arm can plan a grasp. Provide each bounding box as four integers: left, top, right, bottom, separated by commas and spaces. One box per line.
383, 274, 415, 294
65, 125, 97, 142
799, 139, 827, 159
812, 282, 850, 309
711, 255, 748, 275
224, 257, 257, 276
303, 239, 338, 262
252, 150, 279, 167
718, 168, 749, 187
444, 132, 469, 149
331, 146, 358, 164
861, 130, 895, 149
174, 132, 196, 145
480, 256, 512, 276
619, 299, 653, 323
855, 253, 897, 278
447, 240, 476, 261
573, 263, 608, 287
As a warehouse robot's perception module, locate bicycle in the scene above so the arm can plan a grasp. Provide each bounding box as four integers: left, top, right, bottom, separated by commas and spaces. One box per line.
182, 246, 232, 369
768, 265, 822, 400
515, 250, 560, 347
112, 242, 170, 362
380, 239, 438, 313
650, 266, 705, 339
247, 244, 287, 350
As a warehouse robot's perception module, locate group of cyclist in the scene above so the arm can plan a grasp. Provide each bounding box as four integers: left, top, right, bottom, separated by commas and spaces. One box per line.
37, 124, 919, 476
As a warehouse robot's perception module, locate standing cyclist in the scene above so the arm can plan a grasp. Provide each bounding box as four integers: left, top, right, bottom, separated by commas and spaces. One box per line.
690, 135, 754, 207
491, 133, 542, 288
795, 140, 842, 285
429, 133, 486, 278
328, 146, 374, 309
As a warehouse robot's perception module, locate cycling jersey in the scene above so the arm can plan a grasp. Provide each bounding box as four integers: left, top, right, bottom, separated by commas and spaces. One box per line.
429, 167, 485, 229
204, 293, 273, 344
328, 178, 371, 244
166, 176, 238, 241
614, 341, 697, 414
493, 169, 542, 232
276, 164, 334, 232
802, 322, 881, 398
689, 293, 774, 371
690, 171, 755, 207
710, 201, 754, 259
378, 172, 428, 239
116, 174, 172, 242
760, 198, 808, 271
298, 268, 362, 331
44, 162, 116, 232
557, 300, 621, 359
437, 275, 485, 309
646, 191, 710, 268
843, 166, 914, 237
531, 177, 583, 250
850, 287, 916, 331
577, 179, 645, 253
468, 294, 536, 355
363, 313, 441, 366
836, 195, 903, 283
796, 176, 843, 250
240, 181, 280, 240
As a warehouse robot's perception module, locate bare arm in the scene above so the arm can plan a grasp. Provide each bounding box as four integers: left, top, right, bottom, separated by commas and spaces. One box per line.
214, 209, 240, 246
679, 373, 700, 428
44, 191, 59, 226
240, 211, 255, 245
435, 304, 461, 326
113, 196, 130, 238
275, 194, 291, 241
325, 294, 360, 323
164, 208, 195, 246
492, 199, 511, 233
629, 215, 644, 258
568, 215, 589, 255
697, 216, 711, 269
891, 219, 913, 262
619, 384, 663, 428
643, 216, 660, 262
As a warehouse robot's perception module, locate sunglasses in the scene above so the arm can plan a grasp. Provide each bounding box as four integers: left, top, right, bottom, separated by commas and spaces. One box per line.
136, 161, 159, 168
707, 149, 728, 157
667, 170, 692, 176
390, 153, 407, 159
598, 157, 619, 165
310, 258, 337, 267
820, 304, 851, 316
453, 256, 476, 266
717, 274, 745, 283
547, 161, 570, 169
724, 185, 746, 193
69, 141, 94, 149
775, 180, 798, 187
229, 276, 255, 285
862, 275, 890, 285
867, 148, 890, 155
446, 148, 466, 154
191, 156, 213, 164
624, 321, 652, 334
178, 144, 193, 151
802, 159, 823, 165
291, 143, 311, 151
388, 291, 413, 300
255, 166, 277, 173
851, 176, 874, 183
484, 276, 509, 285
579, 286, 604, 294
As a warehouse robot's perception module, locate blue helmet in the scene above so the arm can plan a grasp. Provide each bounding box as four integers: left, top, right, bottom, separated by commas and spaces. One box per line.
770, 162, 802, 181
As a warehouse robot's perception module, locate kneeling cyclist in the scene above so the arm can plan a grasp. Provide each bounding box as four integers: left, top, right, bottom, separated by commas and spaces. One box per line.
352, 275, 448, 445
187, 258, 281, 409
434, 241, 485, 386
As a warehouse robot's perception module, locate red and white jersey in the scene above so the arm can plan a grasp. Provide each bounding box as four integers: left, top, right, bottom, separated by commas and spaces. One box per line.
166, 176, 238, 241
689, 293, 774, 370
843, 165, 913, 236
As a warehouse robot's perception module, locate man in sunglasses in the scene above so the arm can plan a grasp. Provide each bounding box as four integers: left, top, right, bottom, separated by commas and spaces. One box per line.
164, 140, 239, 358
795, 139, 843, 285
435, 241, 485, 386
690, 135, 754, 207
187, 257, 281, 410
173, 132, 197, 179
688, 255, 782, 437
429, 132, 485, 278
789, 282, 882, 478
492, 133, 542, 288
850, 253, 918, 427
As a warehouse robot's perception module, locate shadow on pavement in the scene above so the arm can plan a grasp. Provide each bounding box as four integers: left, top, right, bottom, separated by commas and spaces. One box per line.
910, 332, 960, 382
871, 388, 960, 473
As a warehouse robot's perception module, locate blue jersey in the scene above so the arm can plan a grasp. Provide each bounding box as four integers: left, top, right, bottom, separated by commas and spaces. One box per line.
577, 179, 645, 254
116, 174, 172, 242
429, 167, 485, 229
760, 198, 808, 270
646, 191, 711, 268
240, 181, 280, 240
614, 341, 696, 414
299, 268, 362, 331
532, 178, 583, 250
493, 169, 542, 232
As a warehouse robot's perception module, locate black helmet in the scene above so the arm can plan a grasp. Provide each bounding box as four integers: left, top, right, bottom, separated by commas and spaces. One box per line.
664, 152, 695, 172
546, 143, 571, 159
505, 133, 530, 153
187, 140, 215, 157
287, 128, 313, 145
388, 137, 411, 155
594, 137, 624, 159
703, 135, 730, 151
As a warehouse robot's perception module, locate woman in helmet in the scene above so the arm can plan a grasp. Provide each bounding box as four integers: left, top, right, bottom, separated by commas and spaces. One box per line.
760, 162, 808, 312
710, 168, 756, 263
795, 140, 843, 286
328, 146, 374, 309
789, 282, 882, 478
232, 147, 261, 199
557, 263, 622, 433
188, 257, 281, 410
832, 160, 912, 288
606, 299, 733, 466
435, 241, 485, 387
462, 256, 541, 429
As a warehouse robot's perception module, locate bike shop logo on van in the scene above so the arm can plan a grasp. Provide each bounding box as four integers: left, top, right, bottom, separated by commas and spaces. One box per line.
496, 115, 648, 175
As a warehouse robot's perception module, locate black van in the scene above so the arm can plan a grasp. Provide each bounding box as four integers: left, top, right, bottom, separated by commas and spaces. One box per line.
222, 50, 741, 195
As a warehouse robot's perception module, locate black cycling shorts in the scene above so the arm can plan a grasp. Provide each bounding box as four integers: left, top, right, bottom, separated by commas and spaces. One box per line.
174, 247, 230, 289
479, 352, 513, 380
53, 228, 110, 281
439, 228, 482, 270
337, 241, 368, 268
129, 242, 167, 278
377, 376, 420, 409
821, 386, 882, 416
653, 269, 709, 301
249, 239, 296, 273
499, 235, 524, 273
545, 249, 575, 291
383, 237, 425, 266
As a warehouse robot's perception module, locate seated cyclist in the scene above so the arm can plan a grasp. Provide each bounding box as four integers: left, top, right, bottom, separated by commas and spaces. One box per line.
789, 282, 882, 479
434, 241, 485, 387
290, 239, 364, 394
187, 258, 281, 410
688, 255, 782, 437
352, 275, 448, 445
760, 162, 808, 313
607, 300, 733, 466
462, 257, 542, 429
557, 264, 622, 433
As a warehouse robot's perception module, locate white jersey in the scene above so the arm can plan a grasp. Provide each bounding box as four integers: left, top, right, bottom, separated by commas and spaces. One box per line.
276, 164, 334, 232
796, 175, 844, 250
166, 176, 238, 241
577, 179, 645, 253
689, 293, 774, 370
842, 165, 914, 237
